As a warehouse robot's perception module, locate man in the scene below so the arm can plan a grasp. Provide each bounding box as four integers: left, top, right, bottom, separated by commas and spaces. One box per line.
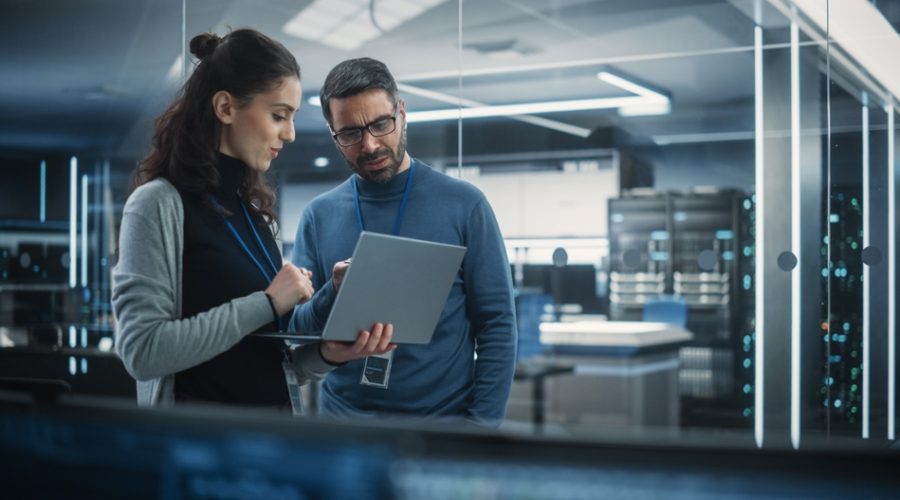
290, 57, 516, 427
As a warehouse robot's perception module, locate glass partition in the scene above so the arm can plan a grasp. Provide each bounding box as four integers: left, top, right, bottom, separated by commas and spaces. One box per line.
455, 0, 776, 441
0, 0, 185, 393
1, 0, 898, 455
824, 0, 899, 442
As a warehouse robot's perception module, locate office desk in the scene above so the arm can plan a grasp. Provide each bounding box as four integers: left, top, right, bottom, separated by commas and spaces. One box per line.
508, 321, 692, 430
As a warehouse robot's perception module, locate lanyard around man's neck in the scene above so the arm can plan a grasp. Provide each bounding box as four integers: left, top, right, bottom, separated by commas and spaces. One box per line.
352, 162, 415, 236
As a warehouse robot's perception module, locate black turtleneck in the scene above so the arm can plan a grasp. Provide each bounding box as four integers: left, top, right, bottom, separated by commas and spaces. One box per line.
174, 153, 288, 407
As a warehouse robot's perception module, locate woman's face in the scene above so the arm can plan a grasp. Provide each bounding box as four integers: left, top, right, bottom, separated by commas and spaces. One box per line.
218, 76, 301, 172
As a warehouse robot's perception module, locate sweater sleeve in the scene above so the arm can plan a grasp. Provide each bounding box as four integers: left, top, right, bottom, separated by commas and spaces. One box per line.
464, 197, 518, 426
112, 185, 273, 382
289, 205, 337, 334
289, 343, 337, 382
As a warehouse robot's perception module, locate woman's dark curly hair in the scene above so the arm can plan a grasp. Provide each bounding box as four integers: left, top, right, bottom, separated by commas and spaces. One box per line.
131, 28, 300, 227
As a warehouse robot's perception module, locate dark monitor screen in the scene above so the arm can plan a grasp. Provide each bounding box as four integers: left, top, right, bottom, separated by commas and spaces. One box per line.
0, 158, 70, 222
522, 264, 603, 313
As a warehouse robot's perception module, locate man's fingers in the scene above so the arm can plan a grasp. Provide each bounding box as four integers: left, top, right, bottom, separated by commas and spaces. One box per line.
377, 324, 393, 351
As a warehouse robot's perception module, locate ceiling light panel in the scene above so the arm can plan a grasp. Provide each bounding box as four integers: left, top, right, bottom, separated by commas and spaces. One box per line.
284, 0, 449, 51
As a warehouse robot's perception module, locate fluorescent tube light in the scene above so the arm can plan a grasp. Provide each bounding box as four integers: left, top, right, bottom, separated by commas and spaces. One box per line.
69, 156, 77, 288
790, 19, 801, 451
405, 71, 670, 123
754, 24, 765, 450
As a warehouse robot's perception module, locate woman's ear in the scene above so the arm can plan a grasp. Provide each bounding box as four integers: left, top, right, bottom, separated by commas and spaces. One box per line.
212, 90, 235, 124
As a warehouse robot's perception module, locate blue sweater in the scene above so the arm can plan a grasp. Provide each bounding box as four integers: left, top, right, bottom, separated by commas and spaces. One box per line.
289, 159, 516, 426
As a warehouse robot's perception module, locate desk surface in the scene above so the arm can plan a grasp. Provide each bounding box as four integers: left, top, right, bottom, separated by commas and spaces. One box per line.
539, 321, 693, 348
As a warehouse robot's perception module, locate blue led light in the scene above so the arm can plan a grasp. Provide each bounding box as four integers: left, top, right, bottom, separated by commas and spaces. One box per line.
743, 408, 752, 417
722, 251, 734, 261
650, 251, 668, 261
611, 214, 624, 223
743, 246, 752, 257
821, 267, 829, 278
829, 214, 839, 223
743, 199, 752, 210
68, 356, 77, 376
650, 230, 669, 241
743, 384, 752, 394
715, 229, 734, 240
834, 399, 843, 408
743, 358, 751, 368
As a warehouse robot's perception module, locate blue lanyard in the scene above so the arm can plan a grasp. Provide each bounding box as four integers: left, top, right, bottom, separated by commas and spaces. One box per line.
210, 195, 283, 330
352, 163, 415, 235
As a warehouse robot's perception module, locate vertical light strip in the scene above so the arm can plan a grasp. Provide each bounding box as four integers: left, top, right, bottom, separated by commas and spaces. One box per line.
457, 0, 463, 175
888, 104, 895, 440
862, 92, 871, 439
39, 160, 46, 223
68, 156, 78, 288
181, 0, 187, 82
790, 19, 801, 450
80, 174, 89, 288
753, 24, 766, 449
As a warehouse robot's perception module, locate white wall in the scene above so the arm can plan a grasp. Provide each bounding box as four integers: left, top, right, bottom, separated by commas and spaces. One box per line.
279, 168, 619, 245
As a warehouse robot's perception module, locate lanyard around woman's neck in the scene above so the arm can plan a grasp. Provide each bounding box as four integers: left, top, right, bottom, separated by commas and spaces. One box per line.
351, 162, 415, 235
210, 194, 282, 330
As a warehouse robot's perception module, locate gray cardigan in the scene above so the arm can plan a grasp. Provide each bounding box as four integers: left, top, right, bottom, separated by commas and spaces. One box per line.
111, 178, 333, 407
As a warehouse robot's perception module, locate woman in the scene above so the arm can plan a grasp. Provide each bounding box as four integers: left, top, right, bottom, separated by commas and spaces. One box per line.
112, 28, 394, 410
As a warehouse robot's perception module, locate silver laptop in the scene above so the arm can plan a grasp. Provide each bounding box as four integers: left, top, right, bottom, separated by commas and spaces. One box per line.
258, 232, 466, 344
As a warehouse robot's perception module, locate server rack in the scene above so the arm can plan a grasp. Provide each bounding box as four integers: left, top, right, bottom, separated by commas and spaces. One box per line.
608, 189, 753, 427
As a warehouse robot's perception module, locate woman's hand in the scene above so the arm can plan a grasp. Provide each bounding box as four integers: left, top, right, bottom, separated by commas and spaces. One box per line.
265, 263, 314, 315
320, 322, 396, 364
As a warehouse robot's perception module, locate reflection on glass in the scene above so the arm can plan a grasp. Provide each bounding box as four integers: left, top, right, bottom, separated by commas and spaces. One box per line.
2, 0, 899, 462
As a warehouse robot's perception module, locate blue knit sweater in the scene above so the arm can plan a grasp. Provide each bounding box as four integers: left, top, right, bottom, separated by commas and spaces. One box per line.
289, 159, 516, 426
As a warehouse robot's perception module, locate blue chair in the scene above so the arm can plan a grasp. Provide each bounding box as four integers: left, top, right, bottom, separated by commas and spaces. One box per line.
642, 294, 688, 328
515, 293, 553, 361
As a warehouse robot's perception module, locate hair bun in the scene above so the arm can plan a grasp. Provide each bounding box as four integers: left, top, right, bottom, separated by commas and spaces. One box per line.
190, 32, 221, 60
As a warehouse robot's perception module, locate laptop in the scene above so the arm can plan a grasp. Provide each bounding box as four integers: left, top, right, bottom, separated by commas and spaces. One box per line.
256, 232, 466, 344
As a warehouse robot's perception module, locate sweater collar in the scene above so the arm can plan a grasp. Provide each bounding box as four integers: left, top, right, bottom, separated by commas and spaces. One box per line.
216, 152, 247, 196
354, 159, 415, 198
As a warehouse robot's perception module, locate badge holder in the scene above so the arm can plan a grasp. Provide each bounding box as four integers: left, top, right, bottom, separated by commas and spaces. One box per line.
360, 350, 393, 389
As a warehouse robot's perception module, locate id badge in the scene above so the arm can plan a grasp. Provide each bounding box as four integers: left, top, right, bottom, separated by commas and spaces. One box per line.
360, 350, 393, 389
282, 361, 304, 416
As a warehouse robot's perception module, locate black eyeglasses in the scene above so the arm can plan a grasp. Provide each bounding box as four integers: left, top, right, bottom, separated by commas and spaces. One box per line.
332, 114, 397, 147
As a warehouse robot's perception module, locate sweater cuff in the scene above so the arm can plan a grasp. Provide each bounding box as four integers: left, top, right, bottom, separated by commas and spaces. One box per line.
292, 343, 338, 377
310, 279, 338, 323
318, 342, 347, 367
236, 292, 277, 335
264, 292, 281, 329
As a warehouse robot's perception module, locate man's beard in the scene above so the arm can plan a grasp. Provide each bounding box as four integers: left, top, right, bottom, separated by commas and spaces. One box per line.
345, 126, 407, 184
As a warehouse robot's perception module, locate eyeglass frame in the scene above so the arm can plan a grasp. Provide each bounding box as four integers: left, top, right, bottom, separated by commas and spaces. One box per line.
330, 110, 400, 147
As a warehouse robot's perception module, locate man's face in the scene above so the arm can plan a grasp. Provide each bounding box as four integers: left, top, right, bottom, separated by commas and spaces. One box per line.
328, 88, 408, 184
